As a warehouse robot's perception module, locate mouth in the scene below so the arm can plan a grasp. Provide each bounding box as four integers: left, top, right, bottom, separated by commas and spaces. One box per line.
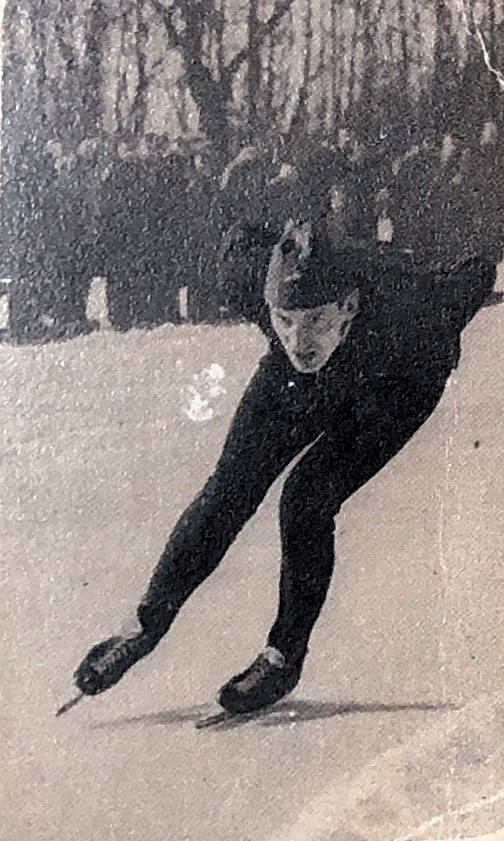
294, 351, 318, 368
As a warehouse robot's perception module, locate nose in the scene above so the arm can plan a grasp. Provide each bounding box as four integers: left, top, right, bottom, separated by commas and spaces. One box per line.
280, 238, 302, 258
293, 326, 315, 359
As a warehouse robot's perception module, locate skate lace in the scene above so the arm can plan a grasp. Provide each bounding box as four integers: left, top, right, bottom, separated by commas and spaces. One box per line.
236, 654, 280, 692
93, 638, 134, 676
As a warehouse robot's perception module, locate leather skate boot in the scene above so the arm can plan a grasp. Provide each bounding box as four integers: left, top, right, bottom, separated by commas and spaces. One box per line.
74, 602, 176, 696
74, 633, 159, 696
218, 646, 305, 715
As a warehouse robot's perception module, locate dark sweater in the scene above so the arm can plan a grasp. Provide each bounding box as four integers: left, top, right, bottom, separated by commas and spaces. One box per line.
219, 224, 495, 395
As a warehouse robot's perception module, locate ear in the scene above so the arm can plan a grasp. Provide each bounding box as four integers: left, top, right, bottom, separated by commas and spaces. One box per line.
343, 288, 360, 315
339, 319, 353, 342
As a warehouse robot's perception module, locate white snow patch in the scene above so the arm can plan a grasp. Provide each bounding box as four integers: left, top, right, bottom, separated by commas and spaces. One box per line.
182, 363, 227, 422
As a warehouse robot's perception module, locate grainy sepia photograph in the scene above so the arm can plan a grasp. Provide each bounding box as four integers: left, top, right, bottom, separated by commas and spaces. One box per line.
1, 1, 504, 840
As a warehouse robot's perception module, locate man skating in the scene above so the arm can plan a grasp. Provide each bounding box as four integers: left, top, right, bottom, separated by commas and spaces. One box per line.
73, 216, 495, 716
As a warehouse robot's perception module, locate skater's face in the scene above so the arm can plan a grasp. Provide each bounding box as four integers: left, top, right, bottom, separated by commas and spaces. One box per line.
266, 219, 360, 373
270, 295, 359, 374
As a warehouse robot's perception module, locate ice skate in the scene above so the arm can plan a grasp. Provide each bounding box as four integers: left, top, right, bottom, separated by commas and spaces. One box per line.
217, 647, 303, 716
73, 632, 159, 697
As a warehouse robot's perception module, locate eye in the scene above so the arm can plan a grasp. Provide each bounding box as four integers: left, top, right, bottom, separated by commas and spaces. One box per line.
280, 239, 297, 256
310, 313, 323, 325
277, 313, 293, 327
346, 294, 359, 313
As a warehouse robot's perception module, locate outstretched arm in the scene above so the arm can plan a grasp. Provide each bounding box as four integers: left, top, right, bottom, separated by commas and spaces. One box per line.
434, 258, 497, 330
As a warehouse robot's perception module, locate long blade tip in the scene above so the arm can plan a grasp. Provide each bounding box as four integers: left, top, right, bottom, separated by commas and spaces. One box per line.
55, 693, 84, 717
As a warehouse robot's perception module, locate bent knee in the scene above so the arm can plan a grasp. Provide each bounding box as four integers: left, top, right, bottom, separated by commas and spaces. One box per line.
280, 472, 342, 530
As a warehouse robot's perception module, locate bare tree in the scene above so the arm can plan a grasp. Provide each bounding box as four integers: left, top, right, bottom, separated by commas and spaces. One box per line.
147, 0, 297, 164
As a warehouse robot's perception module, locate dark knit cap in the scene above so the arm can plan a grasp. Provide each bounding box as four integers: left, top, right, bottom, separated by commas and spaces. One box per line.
265, 230, 371, 310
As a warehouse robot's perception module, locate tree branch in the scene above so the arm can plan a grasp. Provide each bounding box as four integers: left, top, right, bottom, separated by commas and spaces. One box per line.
150, 0, 222, 103
285, 0, 312, 149
148, 0, 298, 156
115, 12, 129, 138
149, 0, 186, 48
225, 0, 297, 79
133, 0, 150, 136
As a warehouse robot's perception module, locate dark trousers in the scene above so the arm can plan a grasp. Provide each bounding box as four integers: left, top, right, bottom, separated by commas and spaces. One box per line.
137, 351, 450, 662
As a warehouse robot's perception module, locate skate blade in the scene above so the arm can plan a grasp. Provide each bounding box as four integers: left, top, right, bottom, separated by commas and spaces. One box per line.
195, 710, 236, 729
56, 693, 84, 717
195, 708, 266, 730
